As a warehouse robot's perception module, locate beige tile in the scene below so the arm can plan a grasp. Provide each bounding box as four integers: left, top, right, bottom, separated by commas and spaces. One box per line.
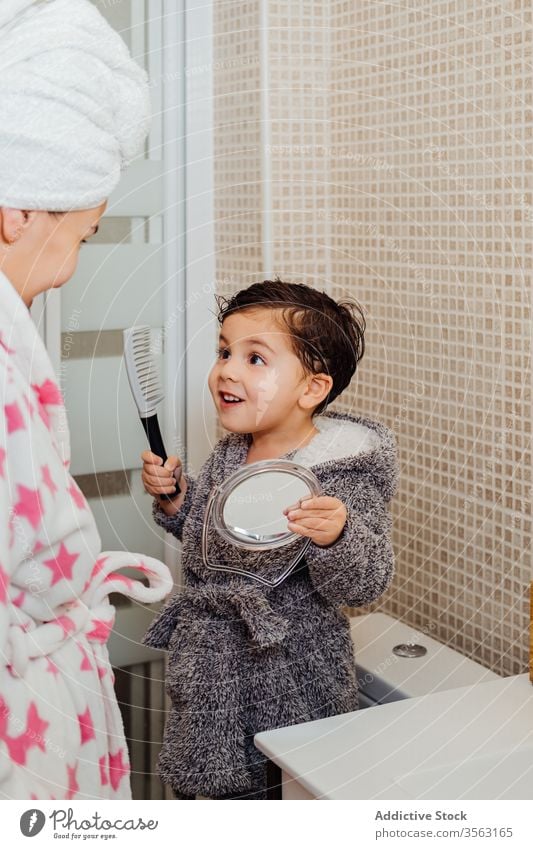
211, 0, 531, 677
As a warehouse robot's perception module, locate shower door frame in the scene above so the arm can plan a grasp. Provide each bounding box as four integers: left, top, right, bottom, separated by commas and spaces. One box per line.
36, 0, 217, 580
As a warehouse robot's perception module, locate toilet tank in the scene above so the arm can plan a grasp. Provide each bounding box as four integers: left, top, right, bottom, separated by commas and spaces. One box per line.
351, 612, 500, 708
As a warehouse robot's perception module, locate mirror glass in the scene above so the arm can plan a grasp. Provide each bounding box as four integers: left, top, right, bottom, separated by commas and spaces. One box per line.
203, 461, 323, 586
221, 470, 313, 543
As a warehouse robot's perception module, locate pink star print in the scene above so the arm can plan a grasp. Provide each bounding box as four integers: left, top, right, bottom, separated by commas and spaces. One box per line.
86, 619, 113, 644
68, 482, 87, 510
66, 763, 79, 800
32, 379, 63, 406
0, 699, 49, 766
26, 703, 48, 752
43, 542, 78, 586
12, 590, 25, 607
91, 557, 108, 578
0, 447, 6, 478
109, 748, 129, 791
78, 707, 95, 745
135, 563, 154, 575
78, 644, 93, 672
5, 402, 25, 434
0, 333, 15, 354
46, 658, 60, 676
99, 755, 109, 786
42, 465, 58, 496
108, 573, 133, 589
13, 485, 43, 529
0, 563, 8, 604
53, 615, 77, 639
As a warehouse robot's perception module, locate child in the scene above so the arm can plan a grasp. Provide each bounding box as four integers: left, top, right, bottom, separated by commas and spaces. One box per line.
141, 279, 398, 799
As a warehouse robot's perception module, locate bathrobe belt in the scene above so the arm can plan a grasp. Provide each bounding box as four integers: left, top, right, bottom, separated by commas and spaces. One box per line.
4, 600, 115, 679
4, 552, 172, 679
143, 584, 291, 651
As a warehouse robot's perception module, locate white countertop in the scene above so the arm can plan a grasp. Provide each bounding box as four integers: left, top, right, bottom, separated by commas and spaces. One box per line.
254, 674, 533, 799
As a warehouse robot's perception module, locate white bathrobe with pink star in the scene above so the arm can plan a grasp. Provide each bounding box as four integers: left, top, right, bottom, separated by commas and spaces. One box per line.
0, 271, 173, 800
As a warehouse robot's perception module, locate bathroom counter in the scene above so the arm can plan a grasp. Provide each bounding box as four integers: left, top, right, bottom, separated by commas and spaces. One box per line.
254, 673, 533, 799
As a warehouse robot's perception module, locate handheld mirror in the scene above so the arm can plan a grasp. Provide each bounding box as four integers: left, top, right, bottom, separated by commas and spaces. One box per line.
202, 459, 322, 587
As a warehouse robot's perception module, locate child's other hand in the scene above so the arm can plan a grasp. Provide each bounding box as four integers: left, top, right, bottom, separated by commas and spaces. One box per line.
283, 495, 347, 547
141, 451, 182, 498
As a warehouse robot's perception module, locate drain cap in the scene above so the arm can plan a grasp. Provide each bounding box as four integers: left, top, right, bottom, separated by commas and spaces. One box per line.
393, 642, 428, 658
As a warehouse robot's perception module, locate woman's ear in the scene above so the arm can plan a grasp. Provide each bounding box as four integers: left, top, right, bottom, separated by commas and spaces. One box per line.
0, 208, 38, 245
299, 372, 333, 411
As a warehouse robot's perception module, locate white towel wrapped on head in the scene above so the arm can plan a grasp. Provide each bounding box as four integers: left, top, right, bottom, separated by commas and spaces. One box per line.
0, 0, 151, 211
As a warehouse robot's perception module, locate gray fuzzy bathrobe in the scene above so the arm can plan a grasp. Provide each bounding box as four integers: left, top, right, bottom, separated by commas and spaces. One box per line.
143, 410, 399, 799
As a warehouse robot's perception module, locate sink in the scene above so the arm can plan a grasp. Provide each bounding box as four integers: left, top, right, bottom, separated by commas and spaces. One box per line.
254, 674, 533, 799
393, 744, 533, 799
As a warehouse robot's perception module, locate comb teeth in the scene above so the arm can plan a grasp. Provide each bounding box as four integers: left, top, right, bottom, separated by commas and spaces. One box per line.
123, 325, 165, 417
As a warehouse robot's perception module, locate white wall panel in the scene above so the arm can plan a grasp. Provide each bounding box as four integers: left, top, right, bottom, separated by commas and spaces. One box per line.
108, 605, 167, 668
62, 245, 164, 332
63, 354, 163, 476
88, 473, 166, 562
106, 160, 164, 217
184, 0, 217, 474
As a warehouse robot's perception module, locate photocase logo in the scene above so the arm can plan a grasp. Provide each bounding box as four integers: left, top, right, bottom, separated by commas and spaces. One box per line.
20, 809, 46, 837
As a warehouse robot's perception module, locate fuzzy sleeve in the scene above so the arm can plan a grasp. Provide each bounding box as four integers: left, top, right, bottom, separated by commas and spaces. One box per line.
151, 444, 220, 542
151, 473, 197, 543
304, 475, 396, 608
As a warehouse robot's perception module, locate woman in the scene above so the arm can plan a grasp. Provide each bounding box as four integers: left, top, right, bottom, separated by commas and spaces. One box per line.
0, 0, 172, 799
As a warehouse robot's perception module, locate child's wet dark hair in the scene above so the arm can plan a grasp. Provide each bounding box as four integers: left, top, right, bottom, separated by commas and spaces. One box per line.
215, 279, 366, 415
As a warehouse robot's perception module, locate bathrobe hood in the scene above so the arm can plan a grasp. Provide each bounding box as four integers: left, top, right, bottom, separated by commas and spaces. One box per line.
198, 409, 399, 503
270, 409, 398, 500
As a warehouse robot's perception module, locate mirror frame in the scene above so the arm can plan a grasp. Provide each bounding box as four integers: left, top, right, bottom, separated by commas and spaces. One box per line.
202, 459, 323, 587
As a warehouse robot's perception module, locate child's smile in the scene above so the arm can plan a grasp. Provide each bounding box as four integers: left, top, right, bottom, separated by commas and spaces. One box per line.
219, 388, 245, 407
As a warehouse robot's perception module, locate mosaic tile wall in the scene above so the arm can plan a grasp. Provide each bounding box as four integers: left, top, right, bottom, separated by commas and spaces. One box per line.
213, 0, 263, 291
267, 1, 331, 282
212, 0, 532, 676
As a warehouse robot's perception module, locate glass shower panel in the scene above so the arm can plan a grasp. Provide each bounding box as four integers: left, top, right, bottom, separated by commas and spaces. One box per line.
56, 0, 175, 697
61, 242, 164, 332
63, 354, 165, 476
38, 0, 179, 802
63, 1, 171, 801
59, 2, 167, 578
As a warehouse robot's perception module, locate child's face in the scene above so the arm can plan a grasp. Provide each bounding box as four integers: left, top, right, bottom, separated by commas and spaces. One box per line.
208, 308, 311, 434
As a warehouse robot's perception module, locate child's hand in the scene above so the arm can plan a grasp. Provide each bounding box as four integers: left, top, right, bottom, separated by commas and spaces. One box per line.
141, 451, 187, 516
283, 496, 347, 547
141, 451, 182, 498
